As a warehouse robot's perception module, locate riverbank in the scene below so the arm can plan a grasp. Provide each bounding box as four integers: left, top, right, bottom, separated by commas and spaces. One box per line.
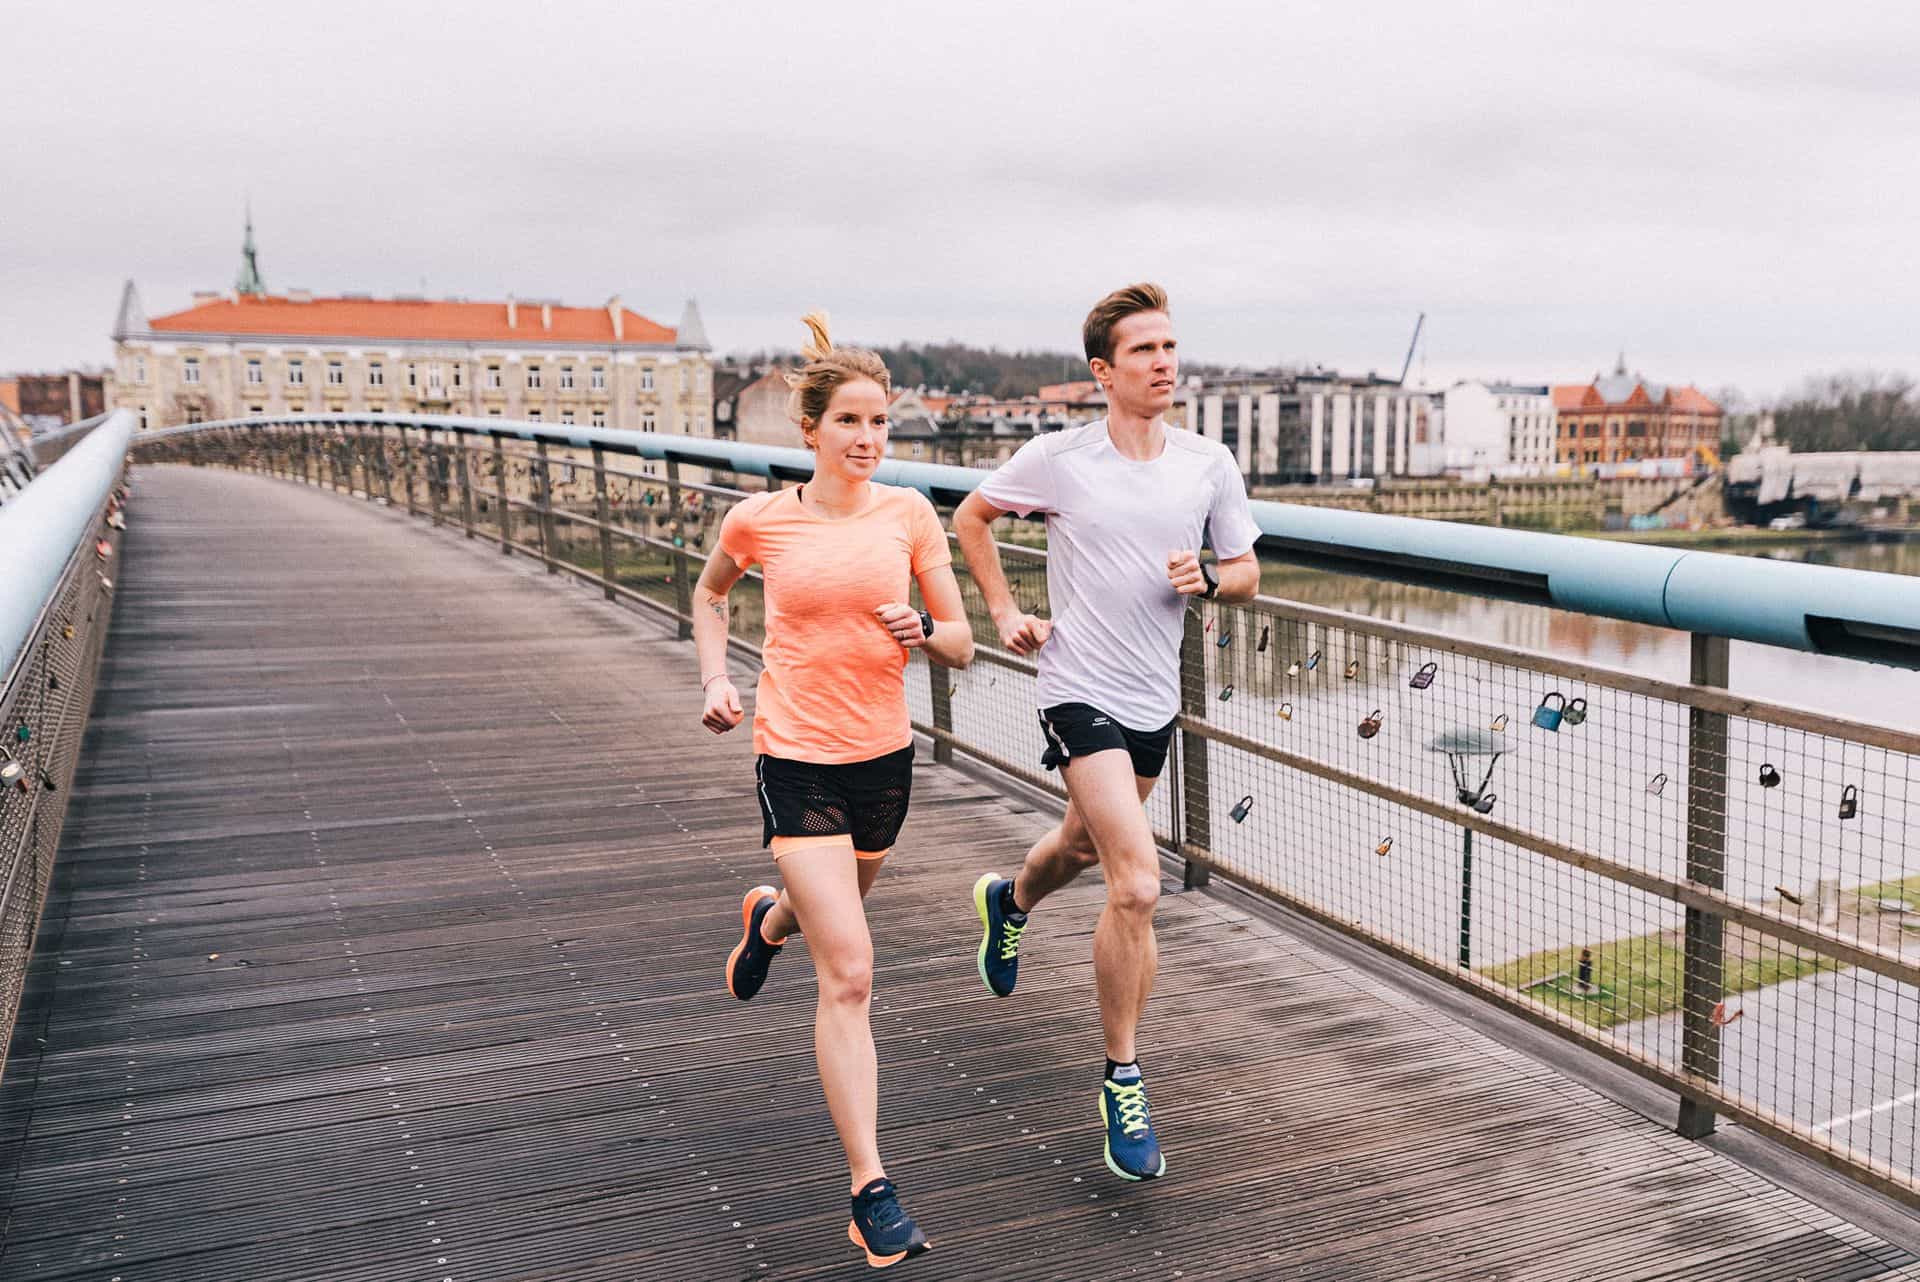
1580, 525, 1873, 550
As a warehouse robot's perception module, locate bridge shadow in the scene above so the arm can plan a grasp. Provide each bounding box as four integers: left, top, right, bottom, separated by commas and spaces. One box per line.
0, 465, 1911, 1280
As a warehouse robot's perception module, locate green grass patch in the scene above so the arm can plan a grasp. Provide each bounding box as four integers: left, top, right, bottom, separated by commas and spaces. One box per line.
1851, 872, 1920, 906
1479, 929, 1842, 1030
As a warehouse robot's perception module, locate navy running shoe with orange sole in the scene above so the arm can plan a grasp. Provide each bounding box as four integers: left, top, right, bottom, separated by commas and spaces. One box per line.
725, 885, 784, 1000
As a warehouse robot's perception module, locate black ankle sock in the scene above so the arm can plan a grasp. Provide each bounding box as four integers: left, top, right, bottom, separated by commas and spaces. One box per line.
1105, 1059, 1141, 1083
998, 880, 1027, 919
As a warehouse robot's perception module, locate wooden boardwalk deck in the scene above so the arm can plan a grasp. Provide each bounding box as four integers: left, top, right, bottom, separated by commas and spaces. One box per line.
2, 464, 1916, 1281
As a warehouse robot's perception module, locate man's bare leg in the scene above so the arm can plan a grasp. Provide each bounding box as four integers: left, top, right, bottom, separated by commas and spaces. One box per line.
1057, 750, 1162, 1062
1011, 769, 1158, 914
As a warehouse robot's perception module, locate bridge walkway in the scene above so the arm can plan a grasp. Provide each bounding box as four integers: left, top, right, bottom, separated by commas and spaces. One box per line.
1, 466, 1913, 1280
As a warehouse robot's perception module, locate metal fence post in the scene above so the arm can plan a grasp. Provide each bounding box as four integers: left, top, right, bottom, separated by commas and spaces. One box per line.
426, 430, 444, 528
399, 426, 417, 516
378, 426, 394, 506
534, 440, 558, 573
929, 661, 955, 765
457, 434, 476, 538
664, 455, 693, 640
591, 445, 616, 600
1178, 608, 1213, 890
1679, 631, 1731, 1139
492, 433, 512, 554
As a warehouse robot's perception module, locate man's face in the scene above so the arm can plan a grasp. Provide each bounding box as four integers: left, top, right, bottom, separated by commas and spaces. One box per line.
1094, 310, 1177, 417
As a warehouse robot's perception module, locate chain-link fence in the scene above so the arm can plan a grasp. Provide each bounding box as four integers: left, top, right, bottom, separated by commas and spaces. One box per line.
144, 420, 1920, 1208
0, 475, 125, 1080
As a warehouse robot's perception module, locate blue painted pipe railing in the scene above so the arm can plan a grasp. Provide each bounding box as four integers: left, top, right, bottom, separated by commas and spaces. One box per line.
140, 414, 1920, 667
2, 410, 133, 681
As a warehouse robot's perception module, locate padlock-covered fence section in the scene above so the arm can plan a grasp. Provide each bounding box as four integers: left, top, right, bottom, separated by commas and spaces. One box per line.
140, 419, 1920, 1209
0, 423, 129, 1081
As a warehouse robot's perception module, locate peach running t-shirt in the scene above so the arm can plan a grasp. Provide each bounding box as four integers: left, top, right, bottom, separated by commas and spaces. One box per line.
718, 484, 952, 764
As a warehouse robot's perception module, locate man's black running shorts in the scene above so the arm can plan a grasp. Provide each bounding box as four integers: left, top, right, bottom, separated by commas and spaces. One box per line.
1037, 702, 1175, 779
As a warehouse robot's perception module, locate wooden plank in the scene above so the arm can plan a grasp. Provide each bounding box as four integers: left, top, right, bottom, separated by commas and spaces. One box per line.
0, 464, 1913, 1281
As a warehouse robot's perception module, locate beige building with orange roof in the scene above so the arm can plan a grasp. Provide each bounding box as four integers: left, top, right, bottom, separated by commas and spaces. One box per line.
1551, 358, 1722, 468
108, 220, 714, 468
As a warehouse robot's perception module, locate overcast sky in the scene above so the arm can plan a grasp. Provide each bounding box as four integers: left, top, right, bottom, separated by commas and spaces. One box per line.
5, 1, 1917, 400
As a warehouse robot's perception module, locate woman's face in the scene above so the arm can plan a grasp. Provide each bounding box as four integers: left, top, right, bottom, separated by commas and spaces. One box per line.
808, 378, 890, 480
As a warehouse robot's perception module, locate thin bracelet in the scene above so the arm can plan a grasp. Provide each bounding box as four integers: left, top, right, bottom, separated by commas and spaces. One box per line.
701, 673, 731, 690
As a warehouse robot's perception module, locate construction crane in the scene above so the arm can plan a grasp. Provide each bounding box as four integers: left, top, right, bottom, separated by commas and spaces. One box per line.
1397, 312, 1426, 386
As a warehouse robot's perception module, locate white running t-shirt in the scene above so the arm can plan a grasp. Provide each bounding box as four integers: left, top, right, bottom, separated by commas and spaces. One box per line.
975, 418, 1262, 731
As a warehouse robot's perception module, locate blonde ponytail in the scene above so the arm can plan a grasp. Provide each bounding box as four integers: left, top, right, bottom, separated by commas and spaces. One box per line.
783, 310, 891, 441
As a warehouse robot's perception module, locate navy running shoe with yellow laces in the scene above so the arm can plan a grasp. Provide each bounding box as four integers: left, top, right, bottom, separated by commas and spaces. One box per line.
725, 885, 785, 1001
972, 873, 1027, 997
847, 1177, 930, 1268
1100, 1067, 1167, 1181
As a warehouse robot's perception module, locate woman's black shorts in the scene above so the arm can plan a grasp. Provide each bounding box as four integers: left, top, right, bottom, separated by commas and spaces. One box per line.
755, 745, 914, 852
1038, 702, 1176, 779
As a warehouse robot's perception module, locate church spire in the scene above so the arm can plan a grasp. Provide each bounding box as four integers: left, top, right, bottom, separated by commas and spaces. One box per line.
235, 204, 266, 297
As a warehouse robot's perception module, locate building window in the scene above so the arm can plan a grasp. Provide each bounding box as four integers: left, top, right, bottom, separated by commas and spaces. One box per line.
591, 409, 606, 427
486, 364, 502, 389
288, 359, 304, 386
488, 407, 502, 417
561, 409, 575, 424
527, 409, 542, 421
185, 406, 204, 424
406, 364, 418, 388
137, 406, 149, 428
134, 355, 147, 384
370, 405, 385, 415
369, 362, 385, 387
590, 365, 605, 390
640, 367, 655, 392
183, 357, 201, 384
641, 410, 656, 432
246, 359, 263, 385
248, 405, 264, 416
527, 365, 543, 390
452, 364, 464, 388
560, 366, 575, 390
327, 361, 345, 385
428, 365, 444, 390
910, 442, 923, 458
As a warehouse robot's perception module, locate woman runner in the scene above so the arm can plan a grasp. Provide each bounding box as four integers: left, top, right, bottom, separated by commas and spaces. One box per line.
694, 313, 973, 1268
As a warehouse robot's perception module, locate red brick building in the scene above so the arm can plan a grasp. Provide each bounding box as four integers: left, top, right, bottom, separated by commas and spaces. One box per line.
1552, 361, 1721, 467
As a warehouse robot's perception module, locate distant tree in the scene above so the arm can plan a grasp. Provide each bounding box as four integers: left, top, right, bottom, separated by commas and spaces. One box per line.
1772, 372, 1920, 452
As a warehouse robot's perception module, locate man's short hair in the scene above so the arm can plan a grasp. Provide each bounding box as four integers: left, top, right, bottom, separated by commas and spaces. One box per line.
1083, 282, 1170, 365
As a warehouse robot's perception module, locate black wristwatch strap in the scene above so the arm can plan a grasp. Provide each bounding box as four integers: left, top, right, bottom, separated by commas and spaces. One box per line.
917, 610, 935, 640
1200, 561, 1219, 599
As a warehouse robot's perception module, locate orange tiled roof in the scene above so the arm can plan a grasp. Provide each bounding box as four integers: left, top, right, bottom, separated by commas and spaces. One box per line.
1669, 386, 1721, 413
147, 294, 676, 346
1037, 380, 1101, 402
1551, 384, 1596, 411
0, 380, 17, 414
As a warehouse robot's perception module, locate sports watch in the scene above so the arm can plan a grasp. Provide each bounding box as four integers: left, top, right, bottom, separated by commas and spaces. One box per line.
917, 610, 935, 641
1200, 561, 1219, 599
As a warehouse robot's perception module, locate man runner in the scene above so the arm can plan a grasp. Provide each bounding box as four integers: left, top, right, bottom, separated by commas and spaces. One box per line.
952, 282, 1261, 1181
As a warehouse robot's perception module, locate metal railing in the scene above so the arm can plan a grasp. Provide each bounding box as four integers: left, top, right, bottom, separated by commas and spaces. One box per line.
137, 414, 1920, 1208
0, 411, 133, 1079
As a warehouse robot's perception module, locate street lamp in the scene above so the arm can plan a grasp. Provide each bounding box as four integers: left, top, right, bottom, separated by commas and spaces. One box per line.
1427, 727, 1512, 969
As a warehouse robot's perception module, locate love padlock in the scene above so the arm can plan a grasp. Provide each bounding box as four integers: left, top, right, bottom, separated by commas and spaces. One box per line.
1647, 772, 1667, 796
13, 725, 27, 744
1277, 702, 1293, 721
1217, 684, 1234, 702
1409, 662, 1437, 690
1491, 713, 1510, 732
0, 759, 20, 789
1344, 659, 1360, 680
1256, 626, 1270, 654
47, 675, 58, 692
1358, 709, 1383, 739
1375, 836, 1394, 857
94, 539, 112, 560
1839, 784, 1859, 820
1286, 660, 1301, 678
1215, 630, 1232, 649
1230, 795, 1254, 824
62, 625, 74, 640
1306, 651, 1321, 671
1758, 763, 1781, 788
1473, 792, 1498, 814
1563, 697, 1589, 727
1532, 692, 1566, 732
